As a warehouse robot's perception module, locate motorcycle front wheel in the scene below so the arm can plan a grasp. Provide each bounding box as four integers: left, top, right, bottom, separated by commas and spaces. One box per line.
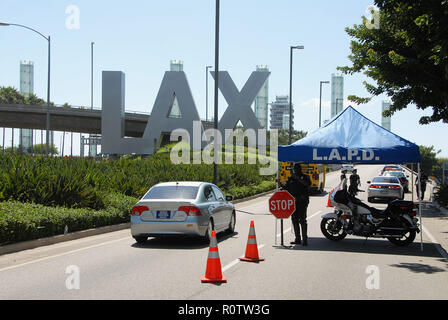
321, 218, 347, 241
387, 230, 416, 246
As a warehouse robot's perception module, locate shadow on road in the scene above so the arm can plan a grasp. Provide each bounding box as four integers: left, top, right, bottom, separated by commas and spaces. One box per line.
278, 236, 443, 259
389, 262, 446, 274
131, 231, 239, 250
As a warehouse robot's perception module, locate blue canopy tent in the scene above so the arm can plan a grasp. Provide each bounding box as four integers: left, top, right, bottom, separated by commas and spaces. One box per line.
278, 106, 420, 164
277, 106, 424, 250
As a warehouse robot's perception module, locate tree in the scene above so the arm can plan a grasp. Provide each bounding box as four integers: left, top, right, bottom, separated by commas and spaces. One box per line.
25, 93, 45, 106
338, 0, 448, 125
30, 143, 59, 155
419, 145, 440, 175
0, 87, 26, 104
277, 129, 307, 145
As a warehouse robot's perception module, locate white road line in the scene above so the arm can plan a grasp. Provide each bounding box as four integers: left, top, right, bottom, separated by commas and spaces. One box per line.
0, 236, 130, 273
222, 244, 265, 273
276, 210, 322, 238
222, 211, 322, 272
422, 225, 448, 259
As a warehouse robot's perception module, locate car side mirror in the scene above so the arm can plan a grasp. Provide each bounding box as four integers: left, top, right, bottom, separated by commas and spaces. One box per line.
225, 195, 233, 202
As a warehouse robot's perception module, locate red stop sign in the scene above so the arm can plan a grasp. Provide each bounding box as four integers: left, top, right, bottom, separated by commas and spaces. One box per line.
269, 191, 296, 219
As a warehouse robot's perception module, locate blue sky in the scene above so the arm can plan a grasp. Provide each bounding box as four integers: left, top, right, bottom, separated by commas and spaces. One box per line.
0, 0, 446, 157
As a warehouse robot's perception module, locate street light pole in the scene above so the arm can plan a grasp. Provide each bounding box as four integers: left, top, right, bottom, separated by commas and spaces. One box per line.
206, 65, 212, 122
288, 45, 304, 145
90, 41, 95, 157
319, 81, 330, 127
0, 22, 51, 155
47, 35, 51, 155
91, 42, 94, 110
213, 0, 220, 185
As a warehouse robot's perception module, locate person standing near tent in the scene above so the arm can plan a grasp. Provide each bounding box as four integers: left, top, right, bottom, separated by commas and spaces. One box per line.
278, 163, 312, 246
340, 170, 348, 192
416, 169, 428, 201
340, 170, 347, 182
348, 169, 361, 196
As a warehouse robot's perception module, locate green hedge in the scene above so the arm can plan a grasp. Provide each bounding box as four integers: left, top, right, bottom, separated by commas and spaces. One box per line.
434, 183, 448, 208
0, 183, 276, 246
0, 153, 275, 209
0, 193, 137, 245
227, 180, 276, 199
0, 153, 276, 245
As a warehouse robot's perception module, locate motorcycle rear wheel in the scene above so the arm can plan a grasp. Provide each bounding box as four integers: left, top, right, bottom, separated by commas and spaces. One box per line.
321, 218, 347, 241
387, 230, 416, 246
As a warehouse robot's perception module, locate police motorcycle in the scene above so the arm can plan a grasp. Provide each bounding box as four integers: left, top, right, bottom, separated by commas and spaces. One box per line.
321, 184, 420, 246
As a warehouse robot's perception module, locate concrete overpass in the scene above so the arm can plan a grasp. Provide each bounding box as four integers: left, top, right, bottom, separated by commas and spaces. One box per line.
0, 104, 214, 138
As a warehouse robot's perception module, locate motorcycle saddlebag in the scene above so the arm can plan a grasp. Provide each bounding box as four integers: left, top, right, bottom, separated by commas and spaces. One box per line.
387, 200, 414, 215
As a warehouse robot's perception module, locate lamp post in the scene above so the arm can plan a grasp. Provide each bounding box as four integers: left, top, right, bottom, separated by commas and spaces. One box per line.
0, 22, 51, 155
206, 65, 212, 122
89, 41, 95, 157
213, 0, 220, 185
288, 45, 304, 145
319, 81, 330, 127
91, 42, 94, 110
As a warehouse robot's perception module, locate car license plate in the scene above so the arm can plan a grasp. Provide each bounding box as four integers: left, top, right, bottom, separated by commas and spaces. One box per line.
156, 210, 171, 219
380, 190, 388, 194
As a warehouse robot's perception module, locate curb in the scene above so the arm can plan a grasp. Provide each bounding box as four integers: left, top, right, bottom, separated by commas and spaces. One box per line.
423, 201, 448, 260
231, 189, 276, 204
0, 223, 130, 256
0, 189, 276, 256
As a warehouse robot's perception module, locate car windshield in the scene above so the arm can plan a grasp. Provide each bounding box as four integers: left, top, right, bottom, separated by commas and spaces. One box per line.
385, 171, 404, 177
143, 185, 199, 200
373, 177, 399, 184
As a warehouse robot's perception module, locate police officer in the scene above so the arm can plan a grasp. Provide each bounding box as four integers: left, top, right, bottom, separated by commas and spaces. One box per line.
279, 163, 312, 246
348, 169, 361, 196
416, 169, 428, 200
340, 170, 348, 192
340, 169, 347, 182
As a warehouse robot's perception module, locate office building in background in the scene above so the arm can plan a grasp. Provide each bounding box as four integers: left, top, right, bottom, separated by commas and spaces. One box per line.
382, 100, 392, 131
19, 60, 34, 153
254, 65, 269, 128
331, 73, 344, 119
270, 95, 293, 130
170, 60, 183, 72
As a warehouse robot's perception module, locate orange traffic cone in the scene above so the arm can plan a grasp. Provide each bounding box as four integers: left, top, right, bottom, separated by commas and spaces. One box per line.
201, 230, 227, 283
327, 196, 333, 207
327, 188, 335, 207
239, 220, 264, 262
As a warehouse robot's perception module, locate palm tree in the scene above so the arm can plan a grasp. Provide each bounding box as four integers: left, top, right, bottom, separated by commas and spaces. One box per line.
25, 93, 45, 106
0, 86, 26, 104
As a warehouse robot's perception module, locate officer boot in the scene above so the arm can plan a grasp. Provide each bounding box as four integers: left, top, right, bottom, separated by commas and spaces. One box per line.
301, 223, 308, 246
291, 220, 301, 245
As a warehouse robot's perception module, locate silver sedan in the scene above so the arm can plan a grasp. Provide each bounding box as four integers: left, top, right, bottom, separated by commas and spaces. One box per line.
367, 176, 404, 202
130, 182, 236, 243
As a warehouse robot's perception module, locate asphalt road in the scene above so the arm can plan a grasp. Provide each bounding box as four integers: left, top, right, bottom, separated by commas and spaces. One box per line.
0, 164, 447, 300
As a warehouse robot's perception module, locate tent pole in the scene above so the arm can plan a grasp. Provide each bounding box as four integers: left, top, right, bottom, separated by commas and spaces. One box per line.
275, 161, 279, 246
417, 163, 423, 251
411, 163, 414, 203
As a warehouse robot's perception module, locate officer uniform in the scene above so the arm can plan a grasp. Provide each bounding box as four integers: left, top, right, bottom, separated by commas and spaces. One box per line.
282, 163, 312, 246
348, 170, 361, 196
416, 170, 428, 200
